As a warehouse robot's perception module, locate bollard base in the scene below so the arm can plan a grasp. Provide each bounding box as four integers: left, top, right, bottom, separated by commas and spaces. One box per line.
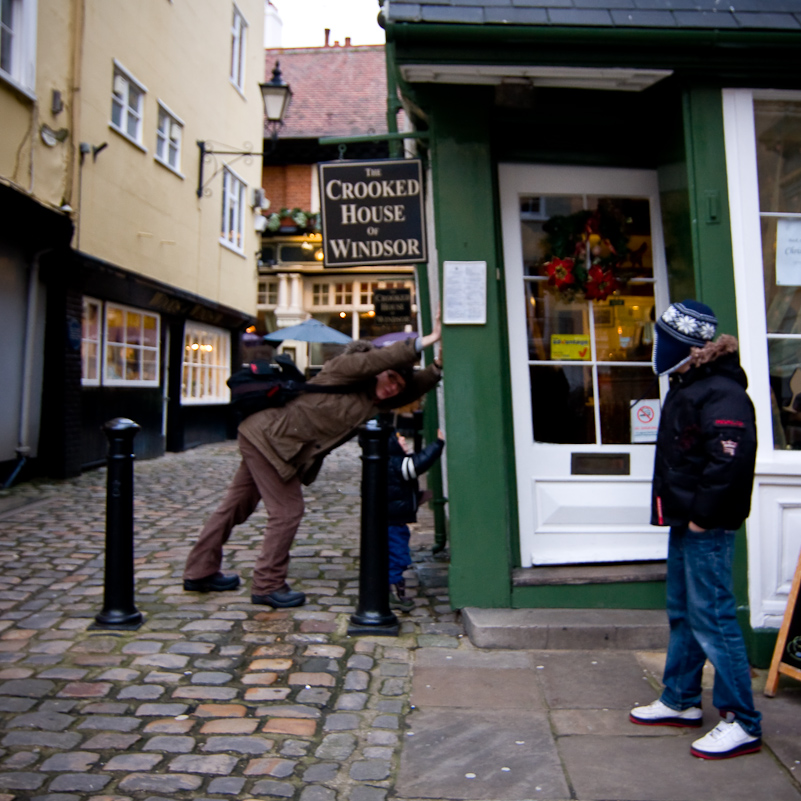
91, 610, 145, 631
347, 619, 400, 637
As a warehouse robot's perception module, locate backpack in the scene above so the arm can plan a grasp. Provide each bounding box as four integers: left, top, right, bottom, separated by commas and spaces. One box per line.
227, 353, 357, 421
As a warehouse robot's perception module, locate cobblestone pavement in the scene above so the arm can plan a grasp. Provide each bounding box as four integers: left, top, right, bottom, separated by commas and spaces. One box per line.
0, 439, 456, 801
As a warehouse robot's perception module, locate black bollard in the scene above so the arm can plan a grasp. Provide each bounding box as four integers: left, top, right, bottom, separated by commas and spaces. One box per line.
348, 419, 399, 637
92, 418, 144, 630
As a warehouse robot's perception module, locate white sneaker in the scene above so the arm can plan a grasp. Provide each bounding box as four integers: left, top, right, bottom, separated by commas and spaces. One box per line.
691, 720, 761, 759
629, 699, 703, 728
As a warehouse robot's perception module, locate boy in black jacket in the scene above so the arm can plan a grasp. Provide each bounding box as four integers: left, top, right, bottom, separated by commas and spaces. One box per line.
386, 427, 445, 611
629, 300, 761, 760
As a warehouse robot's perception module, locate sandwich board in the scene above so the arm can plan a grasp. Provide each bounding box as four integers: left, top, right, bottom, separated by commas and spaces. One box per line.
764, 547, 801, 697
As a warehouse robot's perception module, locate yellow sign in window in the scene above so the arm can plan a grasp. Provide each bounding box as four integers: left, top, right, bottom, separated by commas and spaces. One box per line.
551, 334, 591, 361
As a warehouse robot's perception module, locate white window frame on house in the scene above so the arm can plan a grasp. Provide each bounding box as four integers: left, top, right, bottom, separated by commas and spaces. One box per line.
229, 3, 247, 94
220, 165, 246, 254
103, 301, 160, 387
258, 280, 278, 306
81, 296, 102, 386
312, 282, 330, 307
0, 0, 37, 98
110, 60, 147, 149
155, 100, 183, 175
334, 282, 353, 305
181, 322, 231, 405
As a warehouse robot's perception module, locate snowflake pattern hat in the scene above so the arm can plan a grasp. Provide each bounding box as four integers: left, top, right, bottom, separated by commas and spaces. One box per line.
652, 299, 718, 376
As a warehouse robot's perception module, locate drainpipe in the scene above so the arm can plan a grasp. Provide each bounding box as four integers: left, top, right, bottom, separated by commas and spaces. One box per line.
4, 250, 48, 488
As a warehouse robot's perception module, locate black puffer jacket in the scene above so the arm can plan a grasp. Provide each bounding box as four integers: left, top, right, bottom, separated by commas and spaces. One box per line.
387, 435, 445, 525
651, 335, 757, 531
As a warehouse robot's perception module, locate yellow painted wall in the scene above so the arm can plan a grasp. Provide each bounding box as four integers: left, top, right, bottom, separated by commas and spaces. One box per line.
75, 0, 265, 314
0, 0, 74, 208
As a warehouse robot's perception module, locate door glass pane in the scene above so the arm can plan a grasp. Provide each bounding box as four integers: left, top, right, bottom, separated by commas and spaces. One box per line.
521, 193, 657, 445
598, 366, 656, 445
530, 365, 594, 444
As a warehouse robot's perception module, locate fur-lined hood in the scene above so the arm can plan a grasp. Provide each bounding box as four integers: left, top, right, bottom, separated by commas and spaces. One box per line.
688, 334, 739, 368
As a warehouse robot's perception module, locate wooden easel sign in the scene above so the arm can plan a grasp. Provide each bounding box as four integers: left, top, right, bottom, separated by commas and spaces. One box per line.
765, 547, 801, 697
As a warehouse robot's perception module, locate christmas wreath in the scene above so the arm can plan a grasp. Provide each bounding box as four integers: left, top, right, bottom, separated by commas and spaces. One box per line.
540, 201, 632, 302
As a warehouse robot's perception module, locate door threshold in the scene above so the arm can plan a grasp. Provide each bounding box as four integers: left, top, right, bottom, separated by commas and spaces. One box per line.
512, 561, 666, 587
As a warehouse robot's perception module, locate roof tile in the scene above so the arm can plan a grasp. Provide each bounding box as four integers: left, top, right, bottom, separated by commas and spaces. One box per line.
610, 9, 676, 26
264, 46, 388, 139
546, 8, 615, 25
485, 7, 549, 22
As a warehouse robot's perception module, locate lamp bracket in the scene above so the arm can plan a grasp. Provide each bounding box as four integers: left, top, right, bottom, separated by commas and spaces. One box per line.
197, 140, 263, 199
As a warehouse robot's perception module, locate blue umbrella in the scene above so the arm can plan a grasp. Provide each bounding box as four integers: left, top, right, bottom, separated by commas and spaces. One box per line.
263, 318, 352, 344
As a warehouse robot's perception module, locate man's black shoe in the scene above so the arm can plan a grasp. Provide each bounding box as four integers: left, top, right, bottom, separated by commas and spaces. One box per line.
183, 572, 240, 593
251, 586, 306, 608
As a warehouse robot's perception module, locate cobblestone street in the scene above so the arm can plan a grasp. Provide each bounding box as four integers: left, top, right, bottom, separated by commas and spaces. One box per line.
0, 439, 455, 800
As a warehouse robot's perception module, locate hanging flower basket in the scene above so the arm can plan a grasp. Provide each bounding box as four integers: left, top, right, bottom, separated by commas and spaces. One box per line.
540, 201, 633, 302
265, 208, 320, 234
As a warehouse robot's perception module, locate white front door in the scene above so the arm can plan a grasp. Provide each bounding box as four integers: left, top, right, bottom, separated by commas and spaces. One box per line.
500, 165, 670, 566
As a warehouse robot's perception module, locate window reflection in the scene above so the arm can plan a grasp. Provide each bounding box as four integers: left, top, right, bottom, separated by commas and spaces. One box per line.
755, 97, 801, 448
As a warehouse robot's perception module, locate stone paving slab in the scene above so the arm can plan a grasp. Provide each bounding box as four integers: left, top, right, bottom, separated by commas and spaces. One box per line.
559, 732, 801, 801
397, 707, 570, 800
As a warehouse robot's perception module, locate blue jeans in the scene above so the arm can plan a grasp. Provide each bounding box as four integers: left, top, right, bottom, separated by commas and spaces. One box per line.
660, 525, 761, 737
388, 524, 411, 584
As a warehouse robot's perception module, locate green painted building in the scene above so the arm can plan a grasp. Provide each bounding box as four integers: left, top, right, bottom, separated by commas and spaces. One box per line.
379, 0, 801, 665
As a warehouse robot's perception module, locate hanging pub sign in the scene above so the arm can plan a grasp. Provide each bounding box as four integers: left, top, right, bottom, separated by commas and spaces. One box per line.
318, 159, 427, 268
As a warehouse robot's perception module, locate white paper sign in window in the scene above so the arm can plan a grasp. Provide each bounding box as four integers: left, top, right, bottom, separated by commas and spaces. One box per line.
776, 218, 801, 286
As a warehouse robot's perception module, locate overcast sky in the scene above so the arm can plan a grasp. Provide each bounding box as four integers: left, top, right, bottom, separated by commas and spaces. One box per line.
271, 0, 385, 48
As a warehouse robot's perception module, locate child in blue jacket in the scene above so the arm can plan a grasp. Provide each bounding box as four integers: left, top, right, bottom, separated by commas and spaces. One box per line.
386, 427, 445, 611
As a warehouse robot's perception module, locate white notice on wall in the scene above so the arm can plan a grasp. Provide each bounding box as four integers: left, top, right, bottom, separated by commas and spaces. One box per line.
776, 219, 801, 286
443, 261, 487, 325
631, 399, 661, 444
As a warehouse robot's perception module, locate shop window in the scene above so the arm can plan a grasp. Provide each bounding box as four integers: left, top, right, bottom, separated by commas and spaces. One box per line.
81, 297, 102, 386
258, 280, 278, 306
229, 3, 247, 92
754, 95, 801, 449
103, 302, 160, 387
334, 282, 352, 305
110, 61, 146, 146
0, 0, 35, 95
220, 166, 246, 252
155, 102, 182, 173
520, 195, 657, 444
312, 283, 330, 306
182, 322, 231, 404
360, 282, 379, 305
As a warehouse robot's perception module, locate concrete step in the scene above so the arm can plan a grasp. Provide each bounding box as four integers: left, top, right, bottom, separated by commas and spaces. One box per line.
461, 607, 669, 651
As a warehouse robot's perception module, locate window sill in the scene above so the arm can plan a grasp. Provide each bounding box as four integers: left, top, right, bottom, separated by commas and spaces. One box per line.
219, 238, 247, 257
154, 156, 185, 179
0, 71, 36, 102
109, 123, 148, 153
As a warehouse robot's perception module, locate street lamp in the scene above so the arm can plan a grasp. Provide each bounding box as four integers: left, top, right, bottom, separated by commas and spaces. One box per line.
261, 61, 293, 149
196, 61, 292, 197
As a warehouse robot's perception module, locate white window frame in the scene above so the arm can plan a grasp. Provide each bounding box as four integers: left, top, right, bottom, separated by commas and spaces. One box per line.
257, 280, 278, 306
181, 322, 231, 405
103, 301, 160, 387
229, 3, 247, 94
155, 100, 183, 175
312, 282, 330, 307
81, 297, 102, 386
0, 0, 36, 98
220, 165, 246, 254
110, 60, 147, 149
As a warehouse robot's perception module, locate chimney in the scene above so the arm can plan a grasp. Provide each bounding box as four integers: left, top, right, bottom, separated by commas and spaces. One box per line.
324, 28, 330, 47
345, 37, 351, 47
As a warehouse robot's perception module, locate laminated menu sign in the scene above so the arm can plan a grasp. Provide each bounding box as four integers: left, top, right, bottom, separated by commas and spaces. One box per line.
443, 261, 487, 324
776, 219, 801, 286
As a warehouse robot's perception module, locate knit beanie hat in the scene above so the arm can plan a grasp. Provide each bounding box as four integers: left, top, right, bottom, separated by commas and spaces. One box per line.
652, 300, 718, 376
